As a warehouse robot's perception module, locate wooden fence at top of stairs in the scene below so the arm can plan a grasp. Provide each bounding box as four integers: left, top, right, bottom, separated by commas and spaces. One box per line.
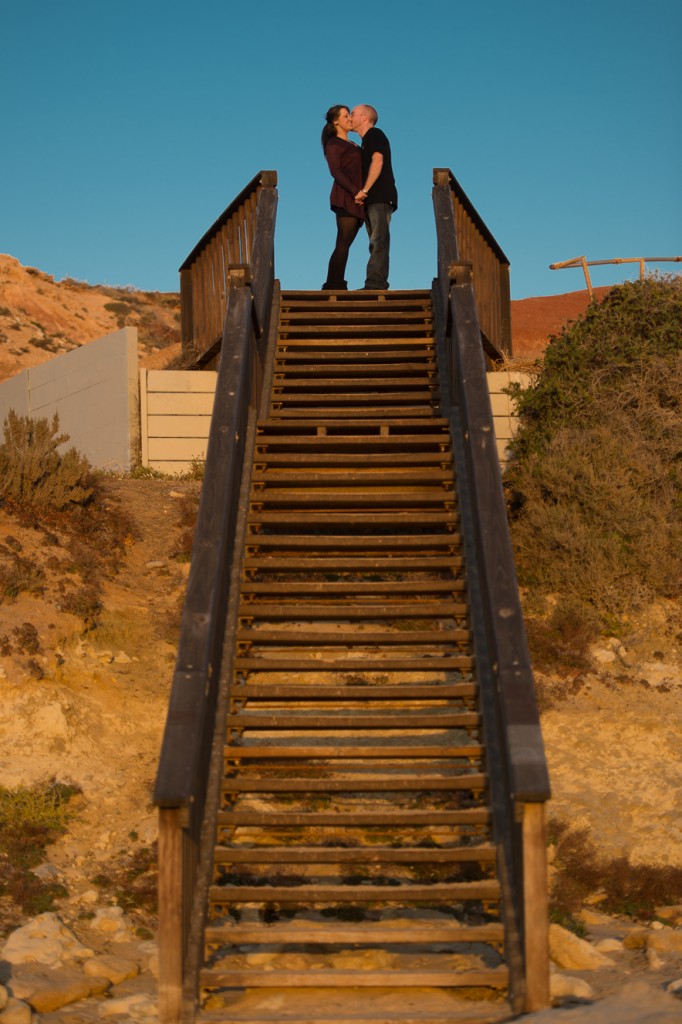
154, 169, 551, 1024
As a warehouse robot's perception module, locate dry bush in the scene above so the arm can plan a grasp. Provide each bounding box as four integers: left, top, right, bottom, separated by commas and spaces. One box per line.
0, 411, 94, 512
549, 819, 682, 924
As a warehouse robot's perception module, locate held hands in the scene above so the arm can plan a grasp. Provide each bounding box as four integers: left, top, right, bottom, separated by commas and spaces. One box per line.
354, 189, 368, 205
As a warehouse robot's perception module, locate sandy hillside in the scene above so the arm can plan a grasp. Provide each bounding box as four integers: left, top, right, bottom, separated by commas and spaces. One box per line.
0, 255, 182, 384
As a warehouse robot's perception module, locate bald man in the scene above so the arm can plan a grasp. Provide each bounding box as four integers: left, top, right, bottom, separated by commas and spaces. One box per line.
350, 104, 398, 290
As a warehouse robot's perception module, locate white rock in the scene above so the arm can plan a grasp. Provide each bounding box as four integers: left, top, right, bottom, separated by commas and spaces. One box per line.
84, 954, 139, 984
114, 650, 132, 664
2, 914, 93, 966
549, 923, 616, 970
648, 946, 665, 970
88, 906, 135, 942
78, 890, 100, 905
550, 971, 594, 999
594, 937, 623, 953
666, 977, 682, 995
98, 993, 156, 1018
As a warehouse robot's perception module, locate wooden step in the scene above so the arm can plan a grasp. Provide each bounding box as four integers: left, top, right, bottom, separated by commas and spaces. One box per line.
234, 656, 474, 672
225, 712, 480, 730
236, 628, 470, 645
240, 580, 465, 596
237, 603, 467, 620
204, 920, 504, 944
225, 745, 484, 760
217, 810, 491, 827
222, 775, 487, 794
209, 880, 500, 904
213, 843, 495, 864
230, 683, 475, 699
200, 967, 508, 989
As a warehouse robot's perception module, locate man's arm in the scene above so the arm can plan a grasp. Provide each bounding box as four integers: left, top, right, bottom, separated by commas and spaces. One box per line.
355, 152, 383, 202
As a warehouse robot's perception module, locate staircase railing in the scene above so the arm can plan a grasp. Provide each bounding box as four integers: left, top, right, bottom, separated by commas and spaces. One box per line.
432, 168, 551, 1014
153, 172, 278, 1024
179, 170, 278, 366
433, 167, 512, 361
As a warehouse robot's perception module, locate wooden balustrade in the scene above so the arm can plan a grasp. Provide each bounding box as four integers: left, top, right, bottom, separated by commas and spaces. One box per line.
432, 170, 550, 1013
433, 167, 512, 360
154, 173, 278, 1023
179, 170, 277, 365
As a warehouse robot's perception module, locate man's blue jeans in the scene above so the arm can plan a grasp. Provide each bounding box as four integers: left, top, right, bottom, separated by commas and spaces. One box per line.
364, 203, 393, 289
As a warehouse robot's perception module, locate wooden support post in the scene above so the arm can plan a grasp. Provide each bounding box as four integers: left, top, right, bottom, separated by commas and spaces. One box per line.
158, 808, 184, 1024
522, 801, 550, 1011
180, 268, 194, 356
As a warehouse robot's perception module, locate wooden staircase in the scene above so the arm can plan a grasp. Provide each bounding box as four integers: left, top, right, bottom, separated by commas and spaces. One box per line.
196, 290, 513, 1023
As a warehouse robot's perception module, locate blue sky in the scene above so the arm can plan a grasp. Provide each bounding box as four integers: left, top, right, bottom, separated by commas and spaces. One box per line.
3, 0, 680, 299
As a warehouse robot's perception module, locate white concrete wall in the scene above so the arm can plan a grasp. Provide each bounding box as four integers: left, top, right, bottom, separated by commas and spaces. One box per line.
0, 328, 139, 471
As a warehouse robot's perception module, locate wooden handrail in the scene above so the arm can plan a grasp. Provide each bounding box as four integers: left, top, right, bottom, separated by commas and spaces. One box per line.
432, 171, 550, 1013
154, 174, 278, 1023
179, 170, 277, 363
433, 168, 511, 360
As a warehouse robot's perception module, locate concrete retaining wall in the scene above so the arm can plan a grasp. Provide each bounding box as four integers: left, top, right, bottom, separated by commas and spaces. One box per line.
0, 328, 139, 471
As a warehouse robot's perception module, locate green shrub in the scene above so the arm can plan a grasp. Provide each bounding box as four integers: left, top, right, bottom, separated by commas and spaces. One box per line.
506, 277, 682, 653
0, 779, 81, 927
0, 411, 94, 512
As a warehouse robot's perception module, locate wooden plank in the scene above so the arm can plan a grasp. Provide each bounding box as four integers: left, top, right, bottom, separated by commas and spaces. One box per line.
209, 880, 500, 903
222, 775, 487, 793
200, 968, 508, 988
147, 415, 213, 438
216, 810, 490, 827
237, 602, 466, 618
523, 802, 550, 1011
204, 921, 504, 944
139, 369, 150, 468
235, 629, 470, 645
147, 392, 216, 415
225, 745, 484, 759
212, 843, 496, 863
232, 683, 474, 699
225, 713, 480, 729
157, 809, 183, 1024
234, 656, 474, 671
148, 438, 209, 461
146, 369, 218, 393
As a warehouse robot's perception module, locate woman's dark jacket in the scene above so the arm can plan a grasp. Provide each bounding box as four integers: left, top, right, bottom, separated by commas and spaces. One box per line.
324, 136, 365, 221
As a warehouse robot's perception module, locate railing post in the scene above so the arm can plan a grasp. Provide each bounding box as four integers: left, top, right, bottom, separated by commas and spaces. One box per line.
522, 801, 550, 1011
180, 268, 194, 356
158, 807, 184, 1024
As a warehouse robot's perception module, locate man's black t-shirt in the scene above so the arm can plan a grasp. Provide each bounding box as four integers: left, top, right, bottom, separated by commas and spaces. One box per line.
361, 126, 398, 209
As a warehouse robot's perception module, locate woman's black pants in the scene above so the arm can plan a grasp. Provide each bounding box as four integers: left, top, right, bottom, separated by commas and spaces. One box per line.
323, 214, 362, 289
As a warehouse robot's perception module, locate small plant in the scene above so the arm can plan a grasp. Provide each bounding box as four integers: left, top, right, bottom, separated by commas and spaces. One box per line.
0, 411, 94, 512
0, 779, 81, 929
549, 818, 682, 921
90, 842, 158, 921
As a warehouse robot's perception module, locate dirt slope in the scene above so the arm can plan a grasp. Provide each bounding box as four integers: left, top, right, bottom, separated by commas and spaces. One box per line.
0, 255, 182, 383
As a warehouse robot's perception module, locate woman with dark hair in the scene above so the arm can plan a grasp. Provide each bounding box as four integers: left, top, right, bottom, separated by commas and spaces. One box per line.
321, 104, 364, 290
